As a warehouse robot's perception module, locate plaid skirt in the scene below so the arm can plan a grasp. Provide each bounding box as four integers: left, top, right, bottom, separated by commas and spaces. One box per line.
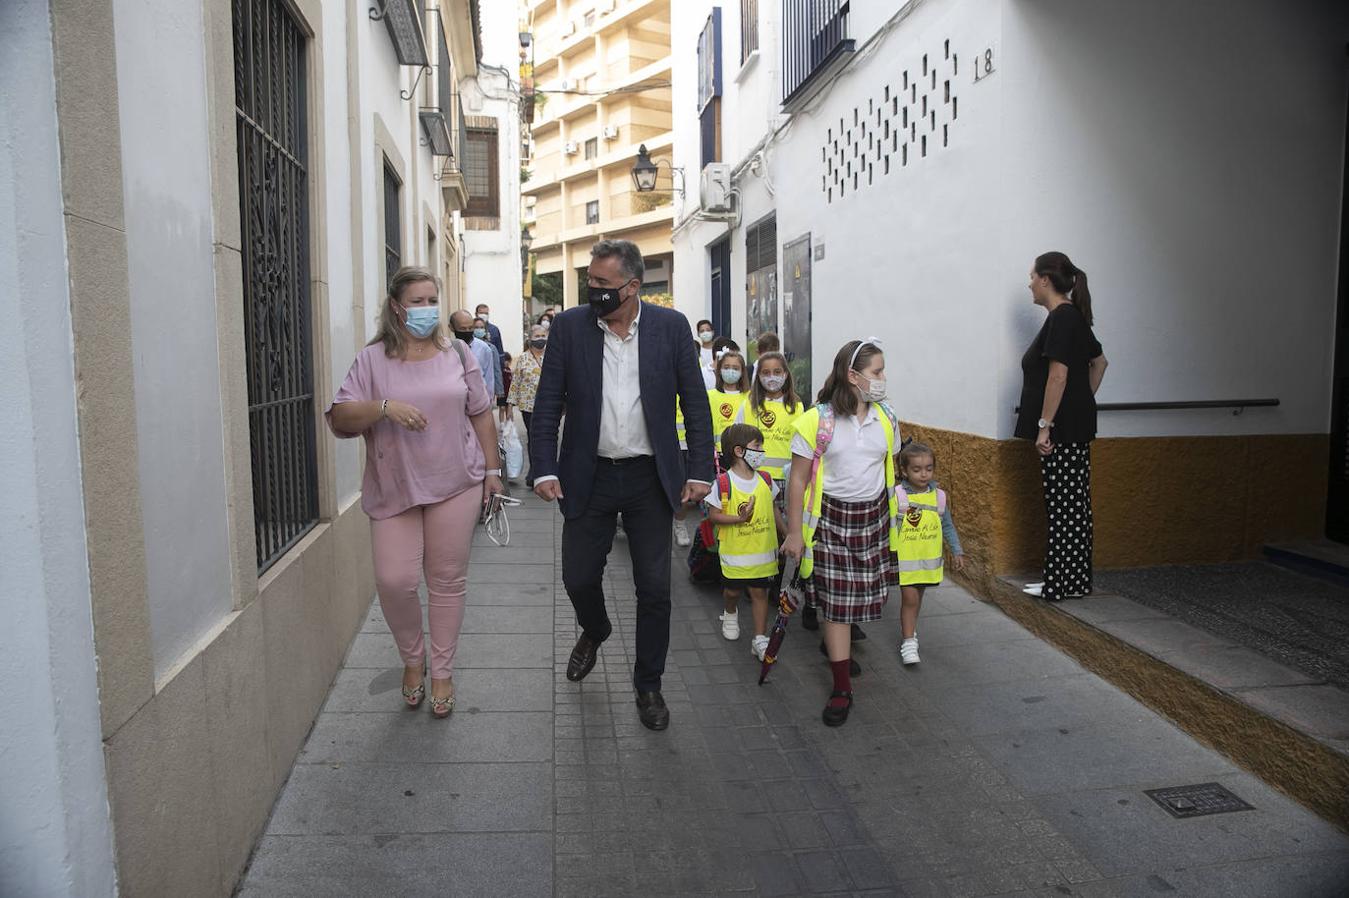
804, 491, 898, 624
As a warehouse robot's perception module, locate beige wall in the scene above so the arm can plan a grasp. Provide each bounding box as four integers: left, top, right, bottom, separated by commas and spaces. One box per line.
42, 0, 483, 892
899, 422, 1330, 596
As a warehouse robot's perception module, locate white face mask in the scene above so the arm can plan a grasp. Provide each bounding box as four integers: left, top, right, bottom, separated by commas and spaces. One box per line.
859, 374, 887, 403
743, 448, 766, 470
698, 330, 714, 343
760, 374, 786, 393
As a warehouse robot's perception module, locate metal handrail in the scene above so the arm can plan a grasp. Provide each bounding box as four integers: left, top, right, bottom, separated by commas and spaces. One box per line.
1014, 399, 1280, 417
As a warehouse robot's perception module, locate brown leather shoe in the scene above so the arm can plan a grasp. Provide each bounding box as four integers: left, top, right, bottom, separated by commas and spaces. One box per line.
566, 633, 601, 682
635, 690, 669, 731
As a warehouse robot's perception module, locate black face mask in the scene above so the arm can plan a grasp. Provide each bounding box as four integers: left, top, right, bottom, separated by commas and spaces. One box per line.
587, 283, 627, 317
529, 338, 548, 349
453, 330, 474, 343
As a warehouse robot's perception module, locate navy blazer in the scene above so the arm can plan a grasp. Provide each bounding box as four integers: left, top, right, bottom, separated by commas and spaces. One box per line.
529, 302, 715, 519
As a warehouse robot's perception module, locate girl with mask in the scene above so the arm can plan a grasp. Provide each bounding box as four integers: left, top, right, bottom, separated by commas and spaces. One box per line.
780, 339, 903, 727
704, 424, 787, 660
508, 324, 549, 488
734, 351, 804, 500
696, 319, 717, 388
707, 350, 749, 439
327, 267, 503, 719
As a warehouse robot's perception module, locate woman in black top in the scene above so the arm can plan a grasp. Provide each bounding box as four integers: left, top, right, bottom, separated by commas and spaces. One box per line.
1015, 252, 1108, 601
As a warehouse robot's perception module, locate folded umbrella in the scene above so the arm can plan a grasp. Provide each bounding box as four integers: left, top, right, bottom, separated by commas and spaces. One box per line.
759, 560, 804, 685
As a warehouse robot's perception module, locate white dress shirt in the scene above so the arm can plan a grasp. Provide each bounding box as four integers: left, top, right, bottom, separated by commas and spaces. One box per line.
596, 304, 654, 459
790, 404, 891, 501
700, 346, 716, 389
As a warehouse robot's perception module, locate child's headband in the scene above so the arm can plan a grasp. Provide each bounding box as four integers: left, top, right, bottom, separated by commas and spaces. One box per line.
848, 336, 883, 370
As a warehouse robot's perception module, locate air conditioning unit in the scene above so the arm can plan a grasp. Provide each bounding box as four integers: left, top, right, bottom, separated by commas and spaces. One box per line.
700, 163, 733, 212
602, 124, 620, 140
564, 140, 580, 155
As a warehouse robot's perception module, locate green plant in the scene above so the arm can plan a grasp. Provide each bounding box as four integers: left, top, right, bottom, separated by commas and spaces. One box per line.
520, 167, 531, 184
632, 192, 673, 214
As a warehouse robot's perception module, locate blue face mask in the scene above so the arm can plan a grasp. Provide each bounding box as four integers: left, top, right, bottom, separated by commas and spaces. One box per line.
403, 305, 439, 338
474, 327, 487, 339
721, 368, 742, 385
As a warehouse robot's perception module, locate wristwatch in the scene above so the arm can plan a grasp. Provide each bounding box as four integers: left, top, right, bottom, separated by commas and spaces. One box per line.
1037, 418, 1053, 430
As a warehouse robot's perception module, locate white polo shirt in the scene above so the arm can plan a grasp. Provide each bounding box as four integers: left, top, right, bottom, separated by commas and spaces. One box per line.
790, 405, 891, 502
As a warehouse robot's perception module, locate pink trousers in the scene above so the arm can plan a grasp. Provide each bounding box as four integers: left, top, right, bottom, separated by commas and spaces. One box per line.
370, 487, 480, 679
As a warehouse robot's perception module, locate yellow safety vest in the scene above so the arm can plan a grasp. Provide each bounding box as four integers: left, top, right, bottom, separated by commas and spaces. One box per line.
708, 389, 747, 438
897, 484, 945, 586
792, 406, 901, 579
734, 398, 803, 481
717, 472, 780, 579
675, 398, 686, 450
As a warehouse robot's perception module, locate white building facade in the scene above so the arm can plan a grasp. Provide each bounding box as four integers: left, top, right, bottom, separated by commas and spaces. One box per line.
672, 0, 1349, 580
2, 0, 485, 894
462, 0, 526, 355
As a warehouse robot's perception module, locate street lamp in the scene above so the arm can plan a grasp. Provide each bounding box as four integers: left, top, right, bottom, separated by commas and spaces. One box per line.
630, 144, 684, 198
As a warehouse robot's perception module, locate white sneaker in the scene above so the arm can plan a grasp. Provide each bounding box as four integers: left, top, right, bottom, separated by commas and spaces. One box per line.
1022, 584, 1043, 597
673, 521, 691, 547
720, 611, 740, 640
751, 634, 770, 661
899, 637, 920, 665
1024, 581, 1044, 590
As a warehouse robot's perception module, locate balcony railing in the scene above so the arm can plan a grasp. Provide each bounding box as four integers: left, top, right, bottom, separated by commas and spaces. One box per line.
781, 0, 854, 111
418, 14, 453, 155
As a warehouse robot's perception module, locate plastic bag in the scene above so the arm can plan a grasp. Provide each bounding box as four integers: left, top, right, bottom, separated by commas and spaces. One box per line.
503, 419, 525, 480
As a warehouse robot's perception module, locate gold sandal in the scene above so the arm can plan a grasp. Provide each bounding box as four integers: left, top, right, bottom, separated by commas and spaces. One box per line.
429, 680, 455, 718
401, 667, 426, 708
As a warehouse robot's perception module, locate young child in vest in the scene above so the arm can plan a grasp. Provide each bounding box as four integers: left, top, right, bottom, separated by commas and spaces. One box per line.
708, 349, 749, 438
706, 423, 787, 661
782, 339, 903, 727
735, 351, 804, 508
895, 441, 965, 665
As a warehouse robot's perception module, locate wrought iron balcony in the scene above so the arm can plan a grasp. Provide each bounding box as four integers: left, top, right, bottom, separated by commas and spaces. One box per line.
781, 0, 855, 112
370, 0, 429, 67
419, 14, 453, 155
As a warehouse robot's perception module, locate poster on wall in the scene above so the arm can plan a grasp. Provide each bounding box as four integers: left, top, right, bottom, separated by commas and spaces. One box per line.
782, 235, 812, 401
746, 266, 778, 360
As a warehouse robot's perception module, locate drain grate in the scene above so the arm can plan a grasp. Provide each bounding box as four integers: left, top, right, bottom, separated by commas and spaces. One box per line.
1144, 783, 1254, 819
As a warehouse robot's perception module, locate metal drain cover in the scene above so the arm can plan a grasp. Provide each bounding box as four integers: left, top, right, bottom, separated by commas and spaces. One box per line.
1144, 783, 1254, 819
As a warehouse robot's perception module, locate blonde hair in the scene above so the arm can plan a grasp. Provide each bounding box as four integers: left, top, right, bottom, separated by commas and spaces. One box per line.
370, 266, 446, 357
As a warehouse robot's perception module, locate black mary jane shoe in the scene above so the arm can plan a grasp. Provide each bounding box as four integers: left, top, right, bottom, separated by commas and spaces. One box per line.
635, 690, 669, 731
850, 623, 867, 641
822, 690, 853, 727
801, 604, 819, 631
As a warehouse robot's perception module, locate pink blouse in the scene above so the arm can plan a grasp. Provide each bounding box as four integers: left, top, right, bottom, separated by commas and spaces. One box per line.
327, 342, 492, 520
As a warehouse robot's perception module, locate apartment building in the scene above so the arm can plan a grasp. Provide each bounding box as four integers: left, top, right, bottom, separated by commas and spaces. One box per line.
522, 0, 675, 307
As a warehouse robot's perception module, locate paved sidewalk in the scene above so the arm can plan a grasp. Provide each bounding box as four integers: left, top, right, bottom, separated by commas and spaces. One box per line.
239, 494, 1349, 897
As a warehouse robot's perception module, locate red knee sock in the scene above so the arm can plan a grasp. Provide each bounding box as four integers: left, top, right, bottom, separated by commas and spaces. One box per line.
828, 659, 852, 708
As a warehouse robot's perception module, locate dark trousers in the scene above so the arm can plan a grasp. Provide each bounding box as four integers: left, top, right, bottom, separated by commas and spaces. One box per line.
561, 456, 673, 691
520, 411, 533, 484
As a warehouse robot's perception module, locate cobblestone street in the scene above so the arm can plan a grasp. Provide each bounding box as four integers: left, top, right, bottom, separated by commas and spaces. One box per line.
239, 495, 1349, 897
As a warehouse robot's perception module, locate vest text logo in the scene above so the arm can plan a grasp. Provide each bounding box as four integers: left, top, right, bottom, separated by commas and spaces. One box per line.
761, 410, 777, 428
905, 507, 923, 528
720, 403, 734, 419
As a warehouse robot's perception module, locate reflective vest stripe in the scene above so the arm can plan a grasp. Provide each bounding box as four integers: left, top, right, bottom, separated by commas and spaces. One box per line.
896, 557, 944, 572
720, 550, 779, 567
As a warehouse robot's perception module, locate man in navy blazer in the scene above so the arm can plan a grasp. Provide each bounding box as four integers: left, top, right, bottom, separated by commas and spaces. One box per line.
530, 239, 714, 731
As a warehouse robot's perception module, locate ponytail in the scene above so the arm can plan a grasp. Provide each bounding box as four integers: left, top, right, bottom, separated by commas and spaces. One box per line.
1071, 267, 1093, 326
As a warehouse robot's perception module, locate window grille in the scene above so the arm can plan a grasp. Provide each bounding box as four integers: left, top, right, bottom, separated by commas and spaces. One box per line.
232, 0, 318, 570
740, 0, 759, 64
464, 125, 499, 218
585, 200, 600, 224
384, 162, 401, 286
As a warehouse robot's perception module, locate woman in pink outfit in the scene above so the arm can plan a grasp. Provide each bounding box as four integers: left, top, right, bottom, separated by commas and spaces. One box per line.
327, 267, 503, 718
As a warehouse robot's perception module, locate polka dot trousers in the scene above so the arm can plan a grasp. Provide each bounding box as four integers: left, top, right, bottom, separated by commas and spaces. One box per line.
1040, 442, 1093, 600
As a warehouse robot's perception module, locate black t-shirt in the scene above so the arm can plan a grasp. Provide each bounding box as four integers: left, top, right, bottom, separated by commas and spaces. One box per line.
1015, 304, 1103, 443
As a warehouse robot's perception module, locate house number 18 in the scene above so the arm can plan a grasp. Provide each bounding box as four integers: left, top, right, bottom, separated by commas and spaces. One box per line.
973, 47, 995, 83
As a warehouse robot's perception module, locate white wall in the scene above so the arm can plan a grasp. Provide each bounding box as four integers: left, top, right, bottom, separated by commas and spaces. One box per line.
322, 0, 364, 505
463, 0, 524, 353
677, 0, 1348, 441
114, 0, 234, 677
0, 3, 117, 894
998, 0, 1349, 439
